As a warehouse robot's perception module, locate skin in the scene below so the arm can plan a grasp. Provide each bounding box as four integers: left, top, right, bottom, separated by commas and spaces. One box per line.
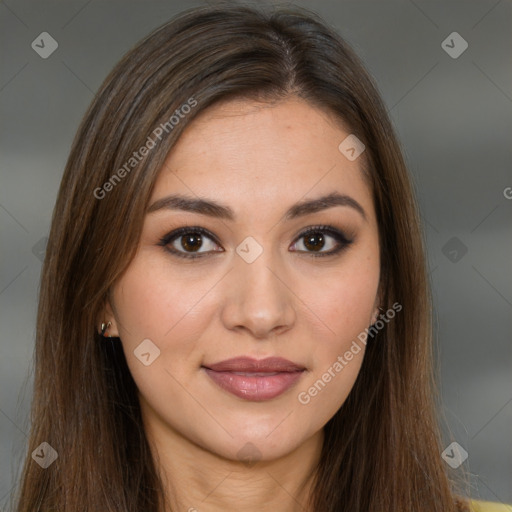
101, 96, 381, 511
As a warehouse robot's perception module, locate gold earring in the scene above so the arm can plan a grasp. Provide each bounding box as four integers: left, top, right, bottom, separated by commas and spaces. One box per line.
100, 321, 112, 337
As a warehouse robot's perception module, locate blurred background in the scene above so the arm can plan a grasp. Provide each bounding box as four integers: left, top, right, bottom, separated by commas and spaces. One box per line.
1, 0, 511, 508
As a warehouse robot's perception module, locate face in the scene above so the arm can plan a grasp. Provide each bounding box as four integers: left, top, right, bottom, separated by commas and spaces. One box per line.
104, 96, 381, 463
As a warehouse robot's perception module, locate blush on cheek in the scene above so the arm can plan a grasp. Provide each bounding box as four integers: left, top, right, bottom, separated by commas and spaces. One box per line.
319, 290, 377, 341
113, 268, 185, 343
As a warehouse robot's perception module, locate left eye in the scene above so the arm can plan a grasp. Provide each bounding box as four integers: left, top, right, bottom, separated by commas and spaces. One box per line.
290, 226, 352, 257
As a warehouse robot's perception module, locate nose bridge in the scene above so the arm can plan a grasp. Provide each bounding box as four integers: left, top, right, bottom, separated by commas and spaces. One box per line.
221, 240, 295, 337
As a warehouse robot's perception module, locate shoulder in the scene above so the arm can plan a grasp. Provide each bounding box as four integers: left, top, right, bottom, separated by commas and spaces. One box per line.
470, 500, 512, 512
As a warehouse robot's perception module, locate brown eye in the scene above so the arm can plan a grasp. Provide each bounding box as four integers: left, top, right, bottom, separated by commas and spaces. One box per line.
303, 232, 326, 252
291, 225, 353, 257
159, 227, 223, 259
180, 233, 204, 252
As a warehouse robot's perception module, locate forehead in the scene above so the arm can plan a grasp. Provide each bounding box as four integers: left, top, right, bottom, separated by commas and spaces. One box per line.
152, 97, 374, 222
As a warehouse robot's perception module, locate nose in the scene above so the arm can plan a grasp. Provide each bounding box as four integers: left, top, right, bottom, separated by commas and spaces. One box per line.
220, 248, 296, 340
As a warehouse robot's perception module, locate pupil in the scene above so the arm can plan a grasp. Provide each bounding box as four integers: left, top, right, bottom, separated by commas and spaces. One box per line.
182, 233, 202, 252
304, 232, 324, 252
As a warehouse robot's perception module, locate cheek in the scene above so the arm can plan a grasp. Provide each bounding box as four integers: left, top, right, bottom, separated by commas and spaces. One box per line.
322, 270, 378, 340
294, 248, 379, 416
111, 257, 208, 404
294, 282, 372, 427
111, 253, 224, 399
113, 253, 215, 344
295, 349, 363, 432
308, 249, 380, 350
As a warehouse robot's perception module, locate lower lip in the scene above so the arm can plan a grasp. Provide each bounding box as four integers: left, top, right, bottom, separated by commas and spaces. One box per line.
203, 368, 304, 401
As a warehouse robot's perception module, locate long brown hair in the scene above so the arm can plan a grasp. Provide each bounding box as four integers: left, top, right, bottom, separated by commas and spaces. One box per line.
13, 2, 471, 511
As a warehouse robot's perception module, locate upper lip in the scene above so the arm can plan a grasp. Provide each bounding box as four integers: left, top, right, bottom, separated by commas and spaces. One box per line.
203, 356, 305, 373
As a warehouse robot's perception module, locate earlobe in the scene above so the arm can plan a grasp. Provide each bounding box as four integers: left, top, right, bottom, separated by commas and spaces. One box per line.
371, 283, 384, 325
100, 321, 112, 337
370, 295, 384, 325
370, 308, 380, 326
98, 318, 119, 338
97, 296, 120, 338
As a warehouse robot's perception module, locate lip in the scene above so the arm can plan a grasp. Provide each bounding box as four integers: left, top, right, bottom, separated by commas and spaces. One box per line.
202, 357, 306, 401
204, 356, 305, 373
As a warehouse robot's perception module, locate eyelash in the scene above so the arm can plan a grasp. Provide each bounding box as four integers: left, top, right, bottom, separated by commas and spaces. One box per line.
158, 224, 354, 260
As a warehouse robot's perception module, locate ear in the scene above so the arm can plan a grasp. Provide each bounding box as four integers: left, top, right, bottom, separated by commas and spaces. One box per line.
370, 306, 381, 326
370, 284, 383, 325
96, 295, 120, 337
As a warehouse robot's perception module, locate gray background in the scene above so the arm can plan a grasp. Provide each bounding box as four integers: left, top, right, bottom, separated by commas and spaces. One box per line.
1, 0, 511, 508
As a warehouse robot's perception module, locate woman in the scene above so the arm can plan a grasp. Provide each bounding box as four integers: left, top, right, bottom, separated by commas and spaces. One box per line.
12, 2, 508, 511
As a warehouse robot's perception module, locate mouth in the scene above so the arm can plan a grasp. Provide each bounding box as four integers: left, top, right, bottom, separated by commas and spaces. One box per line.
202, 356, 306, 401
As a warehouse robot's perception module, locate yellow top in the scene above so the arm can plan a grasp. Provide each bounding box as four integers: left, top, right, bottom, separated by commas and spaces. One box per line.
471, 500, 512, 511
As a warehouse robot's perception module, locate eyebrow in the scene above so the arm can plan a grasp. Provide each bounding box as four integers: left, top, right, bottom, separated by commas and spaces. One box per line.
147, 191, 367, 222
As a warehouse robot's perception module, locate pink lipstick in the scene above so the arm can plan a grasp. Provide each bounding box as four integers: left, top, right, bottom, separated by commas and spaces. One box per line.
203, 356, 305, 401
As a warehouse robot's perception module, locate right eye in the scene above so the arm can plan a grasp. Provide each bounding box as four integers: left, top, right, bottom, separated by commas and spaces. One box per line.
158, 226, 224, 259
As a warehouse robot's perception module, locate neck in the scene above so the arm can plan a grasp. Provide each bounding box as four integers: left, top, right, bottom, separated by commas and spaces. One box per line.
143, 412, 323, 512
